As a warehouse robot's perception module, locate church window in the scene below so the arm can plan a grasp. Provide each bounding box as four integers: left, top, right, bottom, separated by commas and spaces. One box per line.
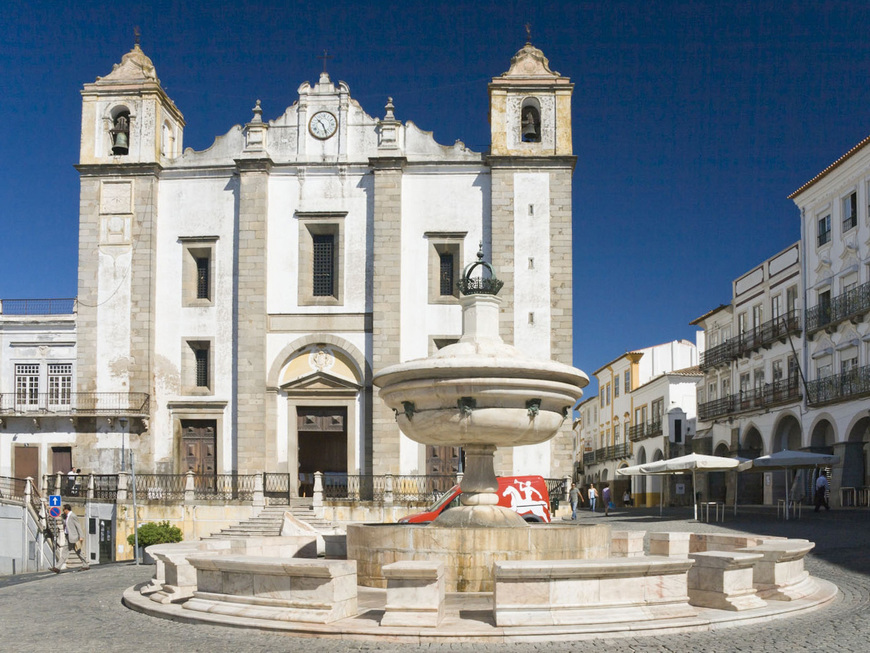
313, 234, 335, 297
297, 213, 345, 306
439, 251, 454, 295
180, 237, 217, 307
425, 233, 464, 304
183, 340, 213, 395
110, 109, 130, 156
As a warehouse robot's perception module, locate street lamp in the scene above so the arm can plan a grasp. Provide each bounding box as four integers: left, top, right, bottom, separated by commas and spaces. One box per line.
119, 417, 129, 471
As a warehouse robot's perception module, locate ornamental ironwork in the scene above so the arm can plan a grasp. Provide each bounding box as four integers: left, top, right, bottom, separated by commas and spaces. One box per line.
457, 244, 504, 296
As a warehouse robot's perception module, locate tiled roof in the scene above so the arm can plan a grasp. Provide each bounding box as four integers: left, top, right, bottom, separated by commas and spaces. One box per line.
788, 133, 870, 199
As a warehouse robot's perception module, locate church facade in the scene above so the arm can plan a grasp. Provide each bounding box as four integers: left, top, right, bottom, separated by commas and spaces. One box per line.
7, 42, 577, 492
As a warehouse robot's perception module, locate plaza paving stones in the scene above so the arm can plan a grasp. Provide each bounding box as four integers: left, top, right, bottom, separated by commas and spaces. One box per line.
1, 506, 868, 652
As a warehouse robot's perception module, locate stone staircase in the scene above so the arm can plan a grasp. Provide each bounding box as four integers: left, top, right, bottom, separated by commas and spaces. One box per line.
209, 499, 334, 538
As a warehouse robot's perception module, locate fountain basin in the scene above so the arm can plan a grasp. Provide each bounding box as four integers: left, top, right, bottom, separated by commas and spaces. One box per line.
346, 522, 610, 592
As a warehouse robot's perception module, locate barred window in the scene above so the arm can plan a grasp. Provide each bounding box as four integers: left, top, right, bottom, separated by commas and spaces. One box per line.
313, 234, 335, 297
48, 363, 72, 405
196, 256, 210, 300
195, 347, 209, 388
439, 252, 454, 295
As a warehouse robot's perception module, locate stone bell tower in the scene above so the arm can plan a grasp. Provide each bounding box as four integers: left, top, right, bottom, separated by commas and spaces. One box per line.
75, 42, 184, 470
488, 41, 575, 477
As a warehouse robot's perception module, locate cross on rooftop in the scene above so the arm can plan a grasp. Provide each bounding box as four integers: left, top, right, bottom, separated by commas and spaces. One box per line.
317, 49, 333, 73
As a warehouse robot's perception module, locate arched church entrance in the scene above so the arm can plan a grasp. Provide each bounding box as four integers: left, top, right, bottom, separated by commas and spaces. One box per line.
296, 407, 348, 497
738, 427, 764, 504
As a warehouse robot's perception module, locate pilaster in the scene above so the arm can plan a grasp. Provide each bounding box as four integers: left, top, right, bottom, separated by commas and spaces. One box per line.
234, 157, 271, 473
370, 156, 406, 475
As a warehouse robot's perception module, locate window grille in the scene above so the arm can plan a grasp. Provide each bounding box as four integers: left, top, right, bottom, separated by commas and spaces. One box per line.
313, 234, 334, 297
48, 363, 72, 405
195, 348, 209, 387
817, 215, 831, 246
843, 193, 857, 232
439, 252, 454, 295
196, 257, 210, 299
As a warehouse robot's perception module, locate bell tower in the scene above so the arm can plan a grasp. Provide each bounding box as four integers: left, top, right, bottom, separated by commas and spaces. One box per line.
79, 43, 184, 164
487, 41, 575, 478
75, 42, 184, 470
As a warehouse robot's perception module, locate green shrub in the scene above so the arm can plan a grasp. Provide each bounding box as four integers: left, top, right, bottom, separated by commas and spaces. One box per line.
127, 520, 183, 548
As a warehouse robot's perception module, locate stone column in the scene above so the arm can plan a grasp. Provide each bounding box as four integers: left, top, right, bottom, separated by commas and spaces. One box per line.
369, 157, 405, 475
234, 158, 271, 473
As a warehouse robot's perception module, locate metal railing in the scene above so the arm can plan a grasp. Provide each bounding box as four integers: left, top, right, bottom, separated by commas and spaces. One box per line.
0, 392, 150, 416
628, 420, 662, 442
807, 281, 870, 335
392, 475, 455, 502
0, 475, 27, 501
194, 474, 256, 501
135, 474, 187, 501
700, 310, 801, 369
585, 442, 632, 465
323, 475, 386, 501
698, 378, 802, 421
0, 298, 76, 315
807, 364, 870, 407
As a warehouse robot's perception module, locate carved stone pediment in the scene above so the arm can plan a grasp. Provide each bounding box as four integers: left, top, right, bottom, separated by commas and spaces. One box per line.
280, 370, 360, 392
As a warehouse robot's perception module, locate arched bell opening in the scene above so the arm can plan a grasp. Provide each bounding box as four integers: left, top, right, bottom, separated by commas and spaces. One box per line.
110, 106, 131, 155
520, 98, 541, 143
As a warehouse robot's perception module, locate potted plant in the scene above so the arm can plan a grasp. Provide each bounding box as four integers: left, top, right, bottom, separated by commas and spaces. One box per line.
127, 520, 183, 563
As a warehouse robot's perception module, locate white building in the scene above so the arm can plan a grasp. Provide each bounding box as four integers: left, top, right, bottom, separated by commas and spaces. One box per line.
694, 132, 870, 507
576, 340, 700, 505
2, 41, 580, 490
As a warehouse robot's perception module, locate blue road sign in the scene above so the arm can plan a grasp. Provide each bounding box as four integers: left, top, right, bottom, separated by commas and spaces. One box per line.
49, 495, 61, 507
49, 506, 61, 518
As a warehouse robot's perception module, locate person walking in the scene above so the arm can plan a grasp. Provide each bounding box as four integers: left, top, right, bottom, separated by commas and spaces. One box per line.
814, 470, 830, 512
603, 484, 611, 516
569, 483, 582, 520
51, 504, 89, 572
588, 483, 598, 512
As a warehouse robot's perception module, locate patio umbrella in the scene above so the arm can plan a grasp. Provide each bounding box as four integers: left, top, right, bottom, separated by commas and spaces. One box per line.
743, 449, 840, 520
617, 453, 742, 520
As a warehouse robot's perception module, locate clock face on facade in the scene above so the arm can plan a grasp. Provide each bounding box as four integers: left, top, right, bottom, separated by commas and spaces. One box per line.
309, 111, 337, 139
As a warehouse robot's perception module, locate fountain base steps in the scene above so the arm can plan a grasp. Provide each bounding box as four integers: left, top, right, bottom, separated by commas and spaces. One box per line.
206, 501, 333, 539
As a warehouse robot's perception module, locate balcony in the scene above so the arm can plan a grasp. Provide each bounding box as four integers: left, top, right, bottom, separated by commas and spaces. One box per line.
699, 340, 735, 370
584, 442, 633, 465
628, 419, 663, 442
0, 392, 150, 417
807, 281, 870, 336
807, 364, 870, 407
699, 310, 801, 370
697, 378, 801, 421
0, 298, 76, 315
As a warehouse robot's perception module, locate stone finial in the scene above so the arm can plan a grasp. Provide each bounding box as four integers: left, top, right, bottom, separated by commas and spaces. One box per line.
251, 99, 263, 124
384, 97, 396, 121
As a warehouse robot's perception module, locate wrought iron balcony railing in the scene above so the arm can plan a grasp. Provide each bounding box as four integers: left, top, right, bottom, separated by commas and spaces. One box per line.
700, 310, 801, 370
698, 378, 802, 421
628, 420, 662, 442
807, 364, 870, 407
0, 392, 150, 416
807, 281, 870, 335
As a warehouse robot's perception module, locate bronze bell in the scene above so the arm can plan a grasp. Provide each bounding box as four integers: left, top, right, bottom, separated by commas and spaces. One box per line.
112, 130, 129, 155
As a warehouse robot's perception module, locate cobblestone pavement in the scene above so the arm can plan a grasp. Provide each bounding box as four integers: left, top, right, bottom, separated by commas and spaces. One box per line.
1, 507, 868, 653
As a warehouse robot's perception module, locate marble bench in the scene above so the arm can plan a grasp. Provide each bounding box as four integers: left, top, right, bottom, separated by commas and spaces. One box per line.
687, 550, 766, 611
144, 536, 318, 604
493, 557, 697, 627
648, 531, 691, 557
690, 533, 784, 553
381, 561, 445, 627
610, 530, 645, 557
183, 556, 358, 624
740, 539, 816, 601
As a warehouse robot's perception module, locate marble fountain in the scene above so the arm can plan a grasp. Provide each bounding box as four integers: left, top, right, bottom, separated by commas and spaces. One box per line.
123, 253, 836, 641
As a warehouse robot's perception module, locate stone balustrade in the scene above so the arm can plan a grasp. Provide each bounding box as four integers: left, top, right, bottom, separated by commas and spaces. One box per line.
381, 561, 445, 627
493, 557, 697, 627
740, 539, 816, 601
687, 551, 766, 611
184, 556, 358, 624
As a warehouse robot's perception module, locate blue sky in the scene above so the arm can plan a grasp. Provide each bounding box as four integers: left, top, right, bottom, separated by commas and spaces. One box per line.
3, 1, 870, 391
